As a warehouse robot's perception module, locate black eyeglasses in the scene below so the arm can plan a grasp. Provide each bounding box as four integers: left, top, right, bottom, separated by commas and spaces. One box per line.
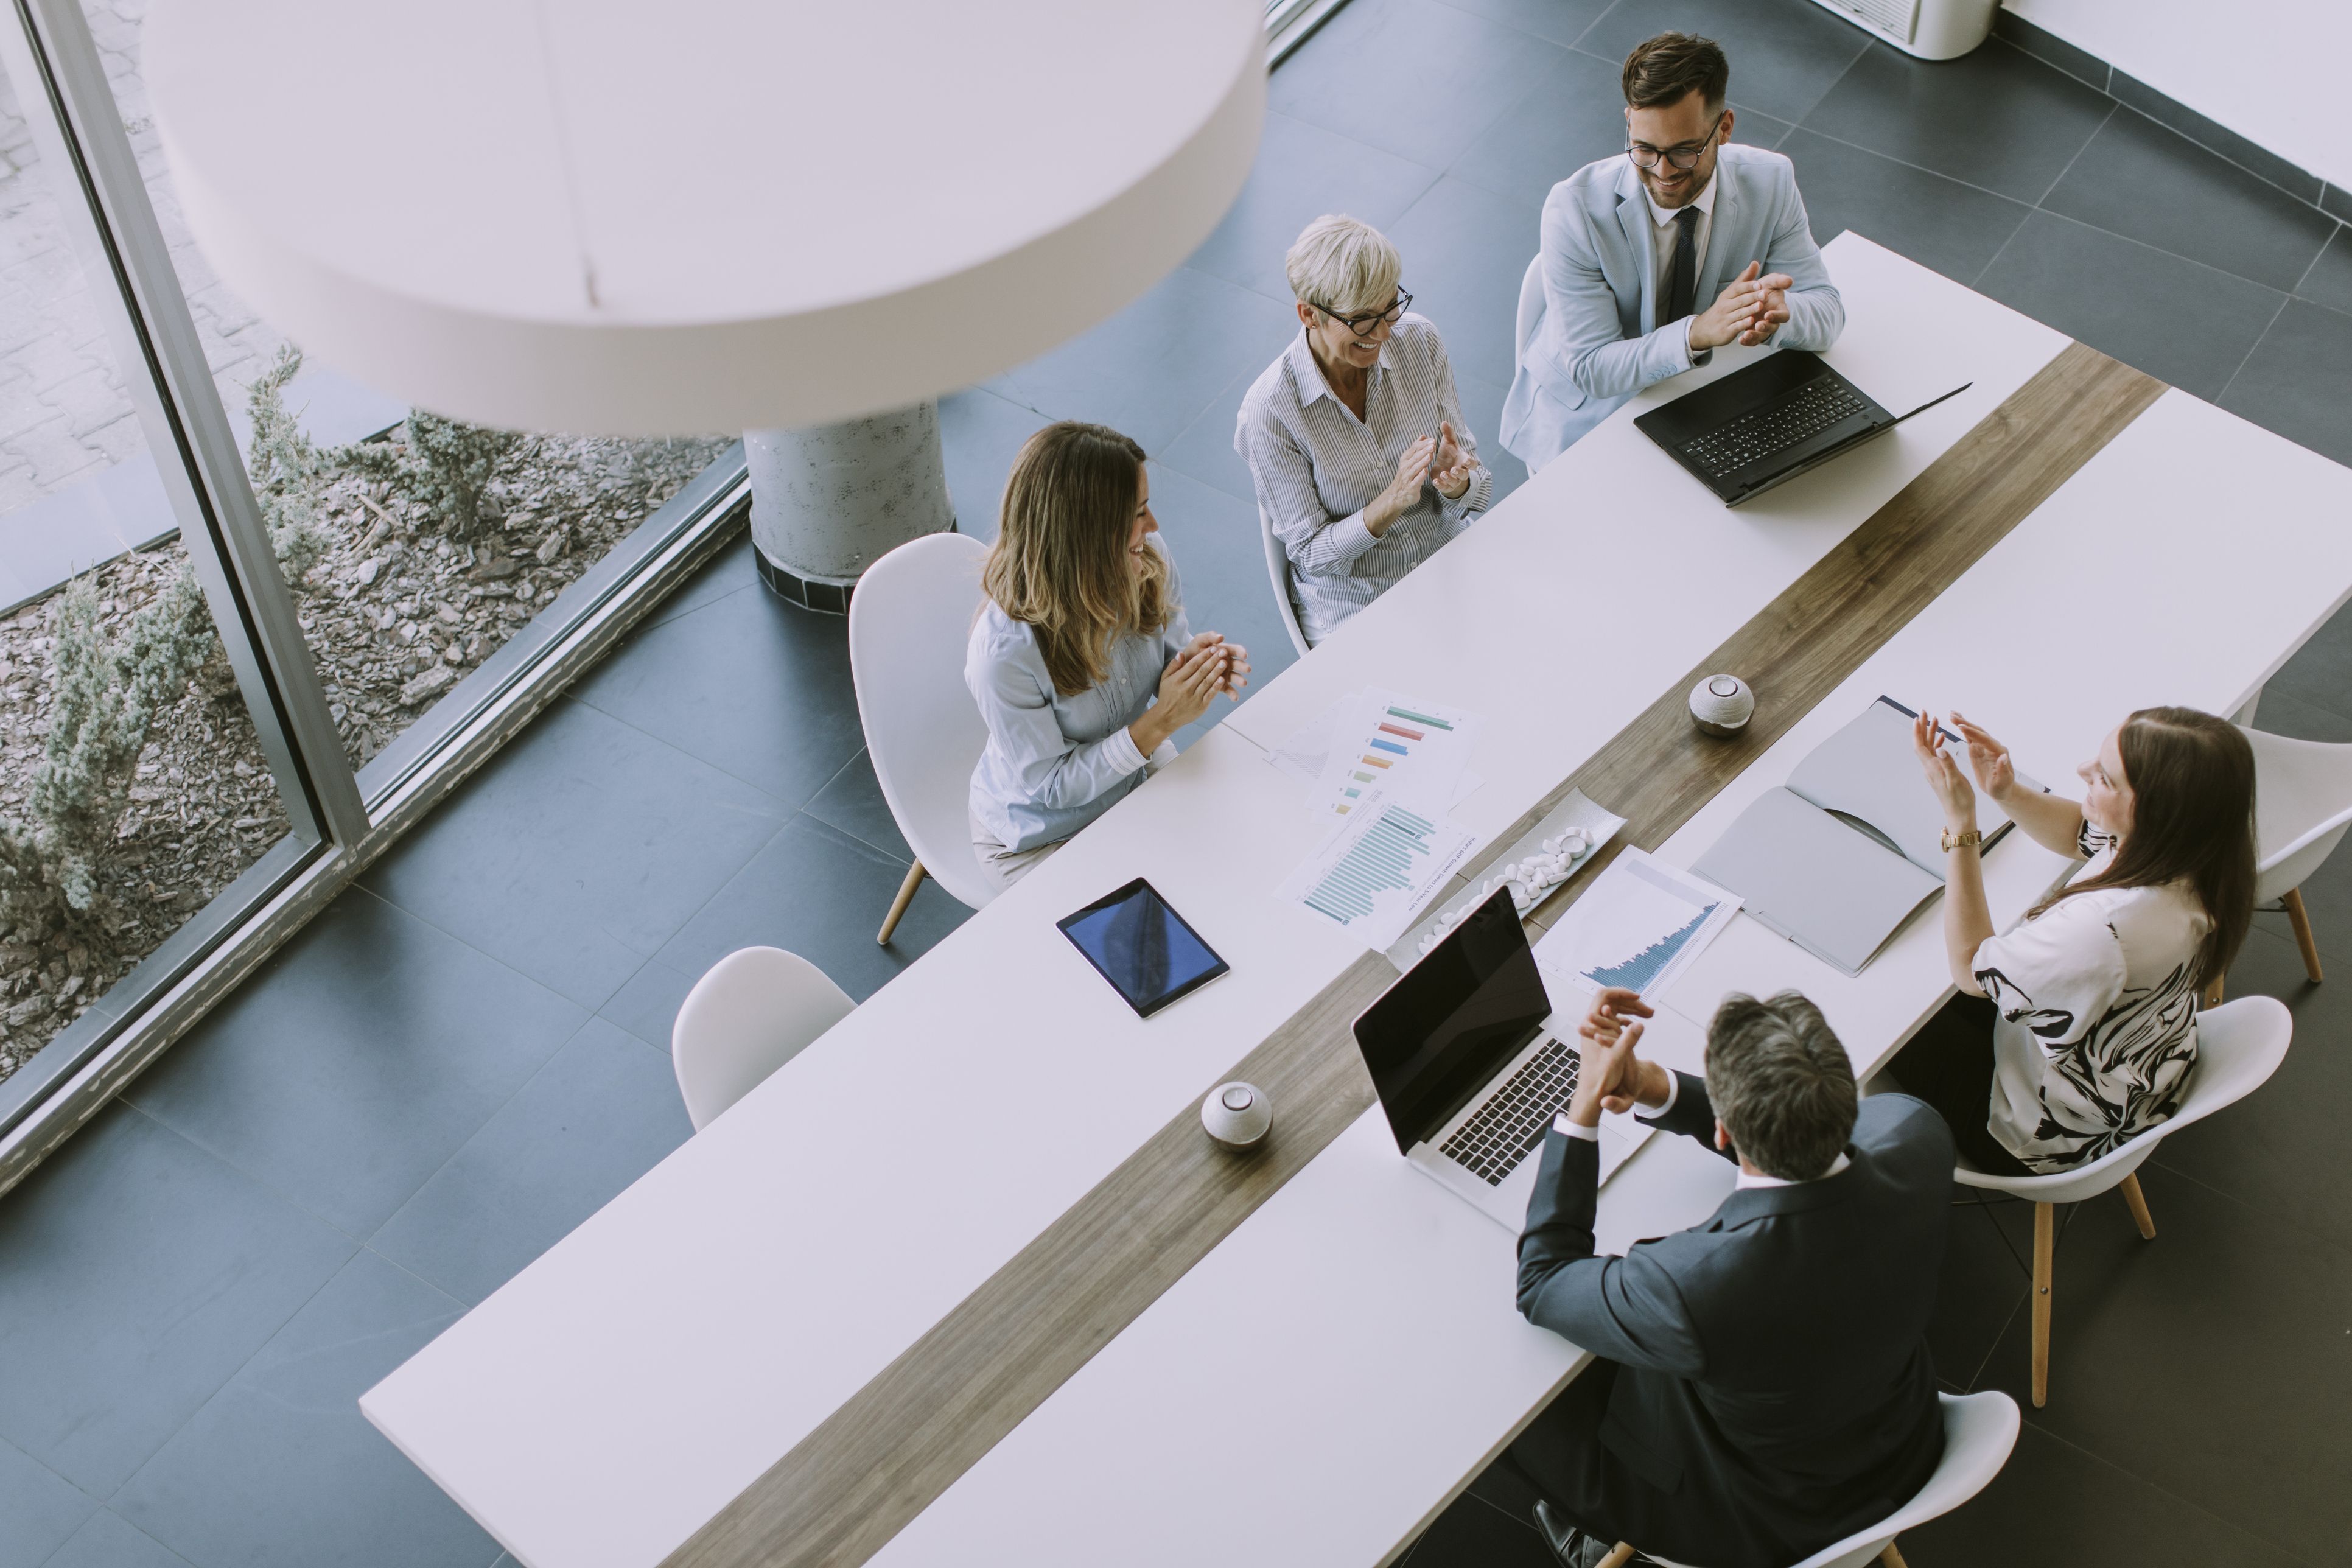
1318, 289, 1411, 338
1626, 113, 1726, 171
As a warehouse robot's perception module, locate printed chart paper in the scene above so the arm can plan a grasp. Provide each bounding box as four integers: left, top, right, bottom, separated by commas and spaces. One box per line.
1533, 849, 1741, 999
1307, 689, 1480, 823
1278, 797, 1483, 952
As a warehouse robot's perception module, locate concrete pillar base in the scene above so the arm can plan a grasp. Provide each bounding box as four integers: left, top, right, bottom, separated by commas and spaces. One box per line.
745, 403, 953, 615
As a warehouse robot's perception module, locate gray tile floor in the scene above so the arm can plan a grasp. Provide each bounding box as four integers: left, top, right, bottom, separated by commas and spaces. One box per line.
3, 2, 2350, 1564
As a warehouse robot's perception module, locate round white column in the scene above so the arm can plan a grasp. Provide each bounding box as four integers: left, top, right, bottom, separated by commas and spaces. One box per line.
744, 404, 953, 613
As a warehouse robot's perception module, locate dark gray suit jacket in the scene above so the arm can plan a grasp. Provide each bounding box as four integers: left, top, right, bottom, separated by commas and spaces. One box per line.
1517, 1077, 1951, 1566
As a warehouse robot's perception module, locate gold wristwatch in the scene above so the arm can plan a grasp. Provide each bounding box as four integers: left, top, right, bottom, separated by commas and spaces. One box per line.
1941, 827, 1983, 853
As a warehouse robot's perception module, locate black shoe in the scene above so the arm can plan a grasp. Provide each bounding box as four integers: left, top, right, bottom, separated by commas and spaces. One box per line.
1533, 1500, 1598, 1567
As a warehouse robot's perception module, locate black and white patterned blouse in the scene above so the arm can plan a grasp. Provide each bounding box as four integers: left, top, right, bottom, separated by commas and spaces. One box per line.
1972, 825, 2211, 1173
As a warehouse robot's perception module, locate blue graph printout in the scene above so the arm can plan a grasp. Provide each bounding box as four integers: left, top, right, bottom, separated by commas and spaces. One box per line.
1280, 798, 1482, 950
1533, 847, 1743, 999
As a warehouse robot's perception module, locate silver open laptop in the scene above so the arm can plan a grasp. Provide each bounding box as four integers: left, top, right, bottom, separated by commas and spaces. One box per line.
1354, 887, 1654, 1230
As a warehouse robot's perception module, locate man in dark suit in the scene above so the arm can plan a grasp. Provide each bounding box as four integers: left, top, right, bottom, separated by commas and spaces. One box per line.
1500, 987, 1951, 1568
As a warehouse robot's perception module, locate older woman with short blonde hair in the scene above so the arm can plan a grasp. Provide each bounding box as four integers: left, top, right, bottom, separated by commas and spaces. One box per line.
1234, 214, 1491, 647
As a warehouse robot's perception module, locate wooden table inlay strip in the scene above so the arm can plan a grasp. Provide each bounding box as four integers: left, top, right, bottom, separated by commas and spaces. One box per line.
660, 342, 2163, 1568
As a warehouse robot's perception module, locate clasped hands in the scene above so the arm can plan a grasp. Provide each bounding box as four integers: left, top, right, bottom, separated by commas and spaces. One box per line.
1692, 261, 1796, 352
1366, 421, 1474, 537
1565, 987, 1675, 1129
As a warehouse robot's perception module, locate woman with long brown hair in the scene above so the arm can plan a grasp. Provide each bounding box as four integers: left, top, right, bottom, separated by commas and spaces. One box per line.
965, 421, 1248, 888
1887, 707, 2256, 1175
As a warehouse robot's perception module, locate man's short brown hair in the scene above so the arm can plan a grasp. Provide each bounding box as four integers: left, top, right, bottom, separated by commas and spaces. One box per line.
1622, 32, 1730, 114
1704, 991, 1857, 1181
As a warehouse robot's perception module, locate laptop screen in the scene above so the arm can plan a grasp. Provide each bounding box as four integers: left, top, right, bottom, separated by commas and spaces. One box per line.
1353, 887, 1555, 1153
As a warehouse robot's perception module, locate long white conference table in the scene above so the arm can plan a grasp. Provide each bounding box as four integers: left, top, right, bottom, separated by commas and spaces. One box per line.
363, 236, 2352, 1568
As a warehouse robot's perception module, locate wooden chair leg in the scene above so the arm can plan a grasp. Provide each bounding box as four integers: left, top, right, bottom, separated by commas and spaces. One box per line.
1595, 1546, 1637, 1568
1881, 1544, 1909, 1568
2284, 887, 2323, 984
2119, 1172, 2157, 1240
2031, 1200, 2055, 1409
877, 860, 926, 945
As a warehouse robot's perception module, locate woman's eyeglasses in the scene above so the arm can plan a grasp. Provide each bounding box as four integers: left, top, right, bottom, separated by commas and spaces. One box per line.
1626, 112, 1726, 171
1320, 289, 1411, 338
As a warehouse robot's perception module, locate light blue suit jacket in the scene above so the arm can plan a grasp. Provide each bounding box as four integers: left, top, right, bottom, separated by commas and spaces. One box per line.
1500, 145, 1843, 472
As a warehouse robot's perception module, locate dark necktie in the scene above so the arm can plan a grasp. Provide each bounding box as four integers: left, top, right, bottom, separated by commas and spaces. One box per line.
1663, 206, 1699, 325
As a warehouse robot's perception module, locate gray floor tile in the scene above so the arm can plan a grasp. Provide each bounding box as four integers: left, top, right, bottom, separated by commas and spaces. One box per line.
1780, 129, 2034, 285
1575, 0, 1869, 125
2293, 225, 2352, 317
1445, 46, 1629, 209
1895, 1422, 2305, 1568
1185, 111, 1441, 306
2218, 299, 2352, 467
111, 1251, 494, 1568
639, 534, 757, 634
1150, 460, 1303, 727
129, 890, 588, 1240
0, 1104, 351, 1496
1155, 362, 1264, 506
596, 954, 702, 1053
803, 749, 914, 863
570, 580, 867, 811
1927, 1189, 2032, 1393
1972, 1166, 2352, 1564
656, 814, 971, 1003
1798, 40, 2114, 205
989, 264, 1300, 456
40, 1511, 196, 1568
1384, 175, 1545, 390
1396, 1483, 1555, 1567
2248, 685, 2352, 744
368, 1021, 692, 1306
2042, 109, 2337, 295
2259, 594, 2352, 729
2148, 929, 2338, 1252
360, 698, 790, 1010
1976, 211, 2284, 399
1268, 0, 1569, 169
938, 387, 1051, 542
1431, 0, 1612, 49
0, 1437, 96, 1567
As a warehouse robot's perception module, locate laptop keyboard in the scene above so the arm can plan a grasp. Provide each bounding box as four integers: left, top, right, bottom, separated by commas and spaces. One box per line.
1439, 1037, 1581, 1186
1678, 377, 1870, 478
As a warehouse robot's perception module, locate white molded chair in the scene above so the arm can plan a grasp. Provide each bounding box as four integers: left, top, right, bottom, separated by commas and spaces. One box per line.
2239, 724, 2352, 987
1259, 505, 1311, 659
1602, 1391, 2021, 1568
1952, 994, 2291, 1407
671, 947, 855, 1131
847, 531, 1001, 943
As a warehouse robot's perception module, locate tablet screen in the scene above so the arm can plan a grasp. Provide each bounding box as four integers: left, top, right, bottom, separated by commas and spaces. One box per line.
1057, 878, 1229, 1018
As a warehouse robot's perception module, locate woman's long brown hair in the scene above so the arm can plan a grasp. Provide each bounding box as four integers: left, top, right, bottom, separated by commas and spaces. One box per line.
983, 422, 1171, 696
2029, 706, 2256, 990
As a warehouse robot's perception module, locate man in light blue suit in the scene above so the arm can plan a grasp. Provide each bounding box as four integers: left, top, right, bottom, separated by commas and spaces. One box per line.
1501, 33, 1843, 476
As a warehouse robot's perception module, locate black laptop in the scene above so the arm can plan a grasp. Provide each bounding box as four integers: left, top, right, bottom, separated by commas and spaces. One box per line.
1635, 349, 1966, 506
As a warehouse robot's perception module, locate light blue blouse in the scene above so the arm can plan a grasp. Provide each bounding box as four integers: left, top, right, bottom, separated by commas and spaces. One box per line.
965, 552, 1192, 853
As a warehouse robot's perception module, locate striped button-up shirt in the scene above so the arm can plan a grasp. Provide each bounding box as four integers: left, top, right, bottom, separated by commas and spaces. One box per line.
1234, 316, 1493, 646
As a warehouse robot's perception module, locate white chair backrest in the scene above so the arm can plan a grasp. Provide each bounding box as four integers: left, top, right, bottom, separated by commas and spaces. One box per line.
848, 531, 1001, 912
671, 947, 855, 1131
1953, 995, 2292, 1205
1258, 506, 1311, 659
1649, 1393, 2020, 1568
2242, 725, 2352, 903
1513, 252, 1545, 360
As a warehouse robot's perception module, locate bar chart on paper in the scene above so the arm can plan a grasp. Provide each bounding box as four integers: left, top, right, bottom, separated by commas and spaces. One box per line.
1535, 850, 1742, 998
1312, 691, 1479, 822
1278, 800, 1482, 950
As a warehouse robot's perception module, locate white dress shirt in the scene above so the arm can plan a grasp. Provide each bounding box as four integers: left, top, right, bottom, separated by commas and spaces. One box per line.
1647, 172, 1717, 361
1234, 315, 1493, 646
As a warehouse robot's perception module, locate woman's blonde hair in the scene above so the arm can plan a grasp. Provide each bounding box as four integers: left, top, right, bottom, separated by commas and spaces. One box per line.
1284, 214, 1402, 317
983, 422, 1172, 696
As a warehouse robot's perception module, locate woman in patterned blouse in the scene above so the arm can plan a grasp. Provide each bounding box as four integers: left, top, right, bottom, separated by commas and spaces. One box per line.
1886, 707, 2255, 1175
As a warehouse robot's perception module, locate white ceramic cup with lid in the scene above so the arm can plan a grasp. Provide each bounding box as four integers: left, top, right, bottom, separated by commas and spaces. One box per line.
1201, 1082, 1273, 1150
1689, 674, 1755, 737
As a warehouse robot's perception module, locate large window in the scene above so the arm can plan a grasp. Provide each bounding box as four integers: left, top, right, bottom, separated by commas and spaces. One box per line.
0, 0, 746, 1189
